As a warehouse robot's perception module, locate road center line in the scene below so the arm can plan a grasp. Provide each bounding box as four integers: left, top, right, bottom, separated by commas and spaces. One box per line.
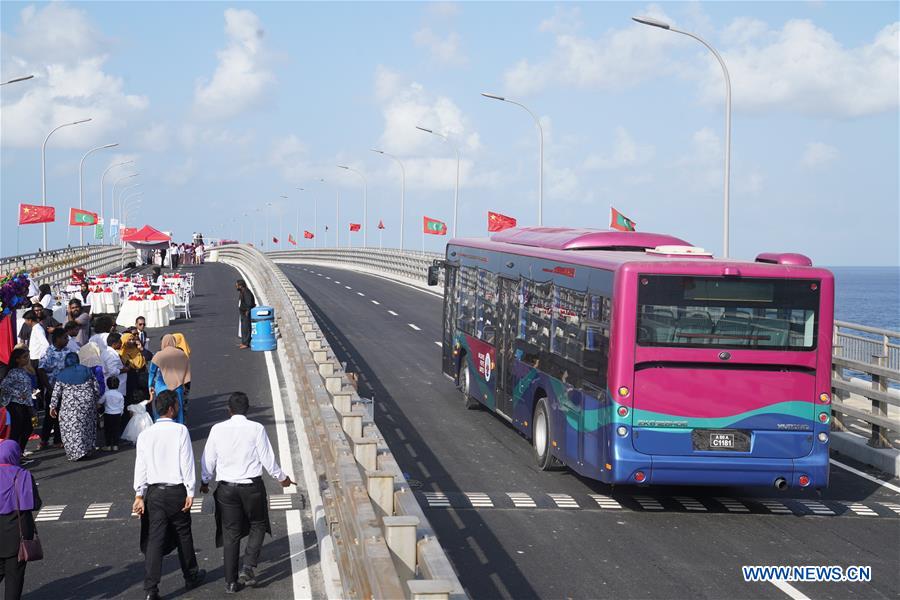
388, 310, 398, 316
345, 286, 352, 290
357, 292, 365, 297
408, 323, 421, 331
771, 579, 812, 600
371, 300, 380, 305
830, 458, 900, 494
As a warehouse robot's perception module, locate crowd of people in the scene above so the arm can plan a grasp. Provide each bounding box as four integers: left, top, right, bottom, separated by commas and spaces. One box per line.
140, 241, 205, 269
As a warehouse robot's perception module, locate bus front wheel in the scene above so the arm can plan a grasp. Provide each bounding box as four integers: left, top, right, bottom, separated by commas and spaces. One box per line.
461, 363, 480, 410
533, 397, 557, 470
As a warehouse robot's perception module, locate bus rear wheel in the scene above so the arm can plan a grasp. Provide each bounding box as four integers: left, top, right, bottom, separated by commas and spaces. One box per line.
533, 397, 556, 470
461, 363, 480, 410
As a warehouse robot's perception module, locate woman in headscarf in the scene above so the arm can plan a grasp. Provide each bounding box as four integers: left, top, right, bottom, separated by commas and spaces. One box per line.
148, 335, 191, 424
118, 332, 147, 405
37, 284, 54, 311
0, 439, 42, 600
171, 333, 191, 357
49, 354, 101, 462
0, 349, 37, 451
77, 343, 107, 397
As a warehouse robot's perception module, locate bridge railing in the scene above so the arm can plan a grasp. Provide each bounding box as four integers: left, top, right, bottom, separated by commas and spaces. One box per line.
2, 245, 130, 292
269, 247, 900, 452
211, 244, 465, 600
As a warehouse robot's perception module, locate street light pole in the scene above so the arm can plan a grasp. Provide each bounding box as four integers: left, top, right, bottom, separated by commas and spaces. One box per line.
41, 117, 91, 250
265, 202, 272, 250
416, 125, 460, 237
633, 15, 732, 257
117, 182, 142, 225
0, 75, 34, 85
337, 166, 368, 247
78, 143, 118, 246
481, 93, 543, 226
371, 149, 406, 249
121, 192, 143, 229
111, 173, 139, 238
100, 160, 134, 239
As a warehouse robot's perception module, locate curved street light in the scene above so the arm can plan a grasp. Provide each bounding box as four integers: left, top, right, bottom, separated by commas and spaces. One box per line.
78, 143, 118, 245
100, 160, 135, 236
41, 117, 92, 249
633, 15, 732, 257
416, 125, 460, 237
1, 74, 34, 86
371, 149, 406, 249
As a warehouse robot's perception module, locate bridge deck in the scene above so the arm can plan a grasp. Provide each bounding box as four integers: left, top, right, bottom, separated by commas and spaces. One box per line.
282, 262, 900, 600
24, 262, 323, 599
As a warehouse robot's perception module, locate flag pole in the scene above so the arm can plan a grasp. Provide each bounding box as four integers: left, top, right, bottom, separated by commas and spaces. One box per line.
379, 228, 382, 249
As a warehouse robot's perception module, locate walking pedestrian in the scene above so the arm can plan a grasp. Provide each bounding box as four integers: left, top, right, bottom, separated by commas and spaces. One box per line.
132, 390, 205, 600
0, 440, 42, 600
98, 376, 124, 451
49, 354, 100, 462
148, 336, 191, 424
200, 392, 294, 592
236, 280, 255, 350
36, 330, 69, 450
0, 350, 37, 452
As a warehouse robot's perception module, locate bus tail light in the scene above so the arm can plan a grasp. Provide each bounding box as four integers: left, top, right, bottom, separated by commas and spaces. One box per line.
818, 412, 830, 424
817, 432, 828, 443
617, 406, 629, 417
798, 474, 810, 487
618, 386, 630, 397
819, 393, 830, 404
616, 426, 628, 437
634, 471, 646, 483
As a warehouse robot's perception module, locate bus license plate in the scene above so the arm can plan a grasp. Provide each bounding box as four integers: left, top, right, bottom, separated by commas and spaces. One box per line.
691, 429, 750, 452
710, 433, 735, 448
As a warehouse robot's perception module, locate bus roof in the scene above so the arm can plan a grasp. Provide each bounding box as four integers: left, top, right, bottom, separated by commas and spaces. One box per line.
488, 227, 690, 251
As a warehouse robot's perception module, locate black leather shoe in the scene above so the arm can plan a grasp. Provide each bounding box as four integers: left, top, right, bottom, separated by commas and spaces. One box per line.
184, 568, 207, 590
238, 567, 256, 587
144, 591, 160, 600
225, 582, 245, 594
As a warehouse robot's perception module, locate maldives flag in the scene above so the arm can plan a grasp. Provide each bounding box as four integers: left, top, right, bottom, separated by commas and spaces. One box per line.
18, 204, 55, 225
610, 207, 636, 232
69, 207, 98, 226
377, 220, 385, 230
288, 234, 297, 246
423, 216, 447, 235
349, 223, 361, 232
487, 211, 516, 232
304, 230, 314, 239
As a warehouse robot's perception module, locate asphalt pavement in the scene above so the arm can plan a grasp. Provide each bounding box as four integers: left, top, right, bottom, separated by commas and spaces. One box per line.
23, 262, 322, 600
282, 262, 900, 600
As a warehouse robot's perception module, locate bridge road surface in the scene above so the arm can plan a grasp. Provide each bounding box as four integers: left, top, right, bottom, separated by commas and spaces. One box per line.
22, 262, 323, 600
282, 263, 900, 600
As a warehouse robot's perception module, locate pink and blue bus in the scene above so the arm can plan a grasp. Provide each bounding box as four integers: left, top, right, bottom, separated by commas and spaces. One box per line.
431, 227, 834, 489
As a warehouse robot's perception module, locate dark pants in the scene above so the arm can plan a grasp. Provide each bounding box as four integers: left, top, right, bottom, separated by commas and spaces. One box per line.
7, 405, 33, 452
40, 385, 61, 446
103, 414, 122, 447
0, 555, 26, 600
217, 484, 267, 584
171, 255, 179, 270
144, 485, 199, 593
240, 311, 251, 346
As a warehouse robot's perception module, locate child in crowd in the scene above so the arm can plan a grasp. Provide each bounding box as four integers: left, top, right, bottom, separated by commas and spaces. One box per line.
98, 376, 125, 451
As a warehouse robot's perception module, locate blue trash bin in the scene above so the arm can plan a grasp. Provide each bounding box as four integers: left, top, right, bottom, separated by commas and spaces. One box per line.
250, 306, 276, 351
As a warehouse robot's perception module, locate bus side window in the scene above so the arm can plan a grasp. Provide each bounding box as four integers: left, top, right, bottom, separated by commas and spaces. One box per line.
457, 266, 478, 336
476, 269, 498, 344
582, 294, 610, 387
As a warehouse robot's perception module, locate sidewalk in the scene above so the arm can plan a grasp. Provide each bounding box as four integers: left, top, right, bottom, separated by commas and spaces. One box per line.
22, 262, 323, 599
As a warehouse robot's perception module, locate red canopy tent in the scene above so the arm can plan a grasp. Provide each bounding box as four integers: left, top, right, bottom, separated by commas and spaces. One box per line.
122, 225, 171, 249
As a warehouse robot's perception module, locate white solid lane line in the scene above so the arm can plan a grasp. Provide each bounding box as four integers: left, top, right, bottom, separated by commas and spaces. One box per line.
371, 300, 380, 305
388, 310, 398, 316
830, 458, 900, 494
408, 323, 421, 331
771, 579, 812, 600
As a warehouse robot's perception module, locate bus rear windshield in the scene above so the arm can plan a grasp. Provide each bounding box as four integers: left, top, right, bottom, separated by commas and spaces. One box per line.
637, 275, 819, 350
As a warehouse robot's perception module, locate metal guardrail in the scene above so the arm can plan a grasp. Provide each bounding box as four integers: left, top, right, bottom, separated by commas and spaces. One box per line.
2, 245, 130, 292
210, 245, 465, 600
269, 247, 900, 452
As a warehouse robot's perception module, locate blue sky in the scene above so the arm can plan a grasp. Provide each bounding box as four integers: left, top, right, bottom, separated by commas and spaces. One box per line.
1, 1, 897, 265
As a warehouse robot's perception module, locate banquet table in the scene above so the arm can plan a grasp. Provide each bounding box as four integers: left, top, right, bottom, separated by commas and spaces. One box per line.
116, 298, 175, 328
88, 291, 120, 314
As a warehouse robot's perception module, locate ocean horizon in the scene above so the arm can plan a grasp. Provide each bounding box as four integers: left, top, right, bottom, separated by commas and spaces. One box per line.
829, 266, 899, 332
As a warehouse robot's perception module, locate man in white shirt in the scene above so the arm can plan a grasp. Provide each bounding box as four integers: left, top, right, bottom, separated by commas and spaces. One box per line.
133, 390, 206, 599
22, 310, 49, 363
200, 392, 294, 592
102, 332, 128, 394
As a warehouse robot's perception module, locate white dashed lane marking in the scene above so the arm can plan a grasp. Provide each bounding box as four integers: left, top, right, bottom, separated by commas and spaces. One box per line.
589, 494, 622, 509
434, 341, 442, 347
716, 498, 750, 513
325, 276, 330, 279
507, 493, 537, 508
844, 502, 878, 516
635, 496, 664, 511
371, 300, 380, 305
334, 280, 340, 284
408, 323, 421, 331
423, 492, 451, 507
388, 310, 398, 316
345, 285, 352, 290
83, 503, 112, 520
316, 273, 322, 277
548, 493, 579, 508
797, 500, 835, 516
357, 292, 365, 297
465, 493, 494, 508
35, 505, 66, 522
675, 497, 708, 512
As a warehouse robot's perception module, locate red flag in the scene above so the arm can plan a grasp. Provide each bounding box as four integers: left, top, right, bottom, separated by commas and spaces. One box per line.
487, 211, 516, 232
304, 230, 314, 239
272, 236, 279, 243
610, 207, 636, 232
288, 234, 297, 246
423, 216, 447, 235
18, 204, 55, 225
349, 223, 361, 232
69, 207, 98, 226
378, 220, 385, 230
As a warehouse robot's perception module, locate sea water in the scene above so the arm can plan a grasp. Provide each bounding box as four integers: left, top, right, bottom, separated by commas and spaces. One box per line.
830, 267, 899, 332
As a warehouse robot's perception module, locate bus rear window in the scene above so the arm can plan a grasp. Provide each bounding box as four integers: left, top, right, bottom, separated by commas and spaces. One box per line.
637, 275, 819, 350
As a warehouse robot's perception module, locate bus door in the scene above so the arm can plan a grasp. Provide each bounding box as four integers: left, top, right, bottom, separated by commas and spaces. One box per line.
441, 263, 459, 377
494, 276, 518, 416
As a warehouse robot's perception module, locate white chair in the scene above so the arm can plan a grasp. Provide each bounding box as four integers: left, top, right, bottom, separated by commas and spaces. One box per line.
172, 290, 191, 319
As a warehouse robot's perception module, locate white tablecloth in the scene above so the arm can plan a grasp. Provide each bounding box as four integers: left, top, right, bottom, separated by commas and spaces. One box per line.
88, 292, 120, 314
116, 299, 175, 328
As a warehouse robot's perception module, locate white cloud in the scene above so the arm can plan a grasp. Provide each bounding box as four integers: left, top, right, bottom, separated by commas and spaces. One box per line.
584, 127, 655, 170
0, 3, 148, 148
539, 6, 582, 35
801, 142, 839, 168
426, 2, 461, 19
502, 5, 683, 96
164, 158, 195, 187
413, 28, 466, 66
193, 9, 275, 120
137, 123, 170, 152
701, 20, 899, 117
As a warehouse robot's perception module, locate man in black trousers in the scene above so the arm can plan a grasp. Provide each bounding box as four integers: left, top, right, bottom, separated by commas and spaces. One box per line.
200, 392, 294, 593
133, 390, 206, 600
236, 279, 255, 349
